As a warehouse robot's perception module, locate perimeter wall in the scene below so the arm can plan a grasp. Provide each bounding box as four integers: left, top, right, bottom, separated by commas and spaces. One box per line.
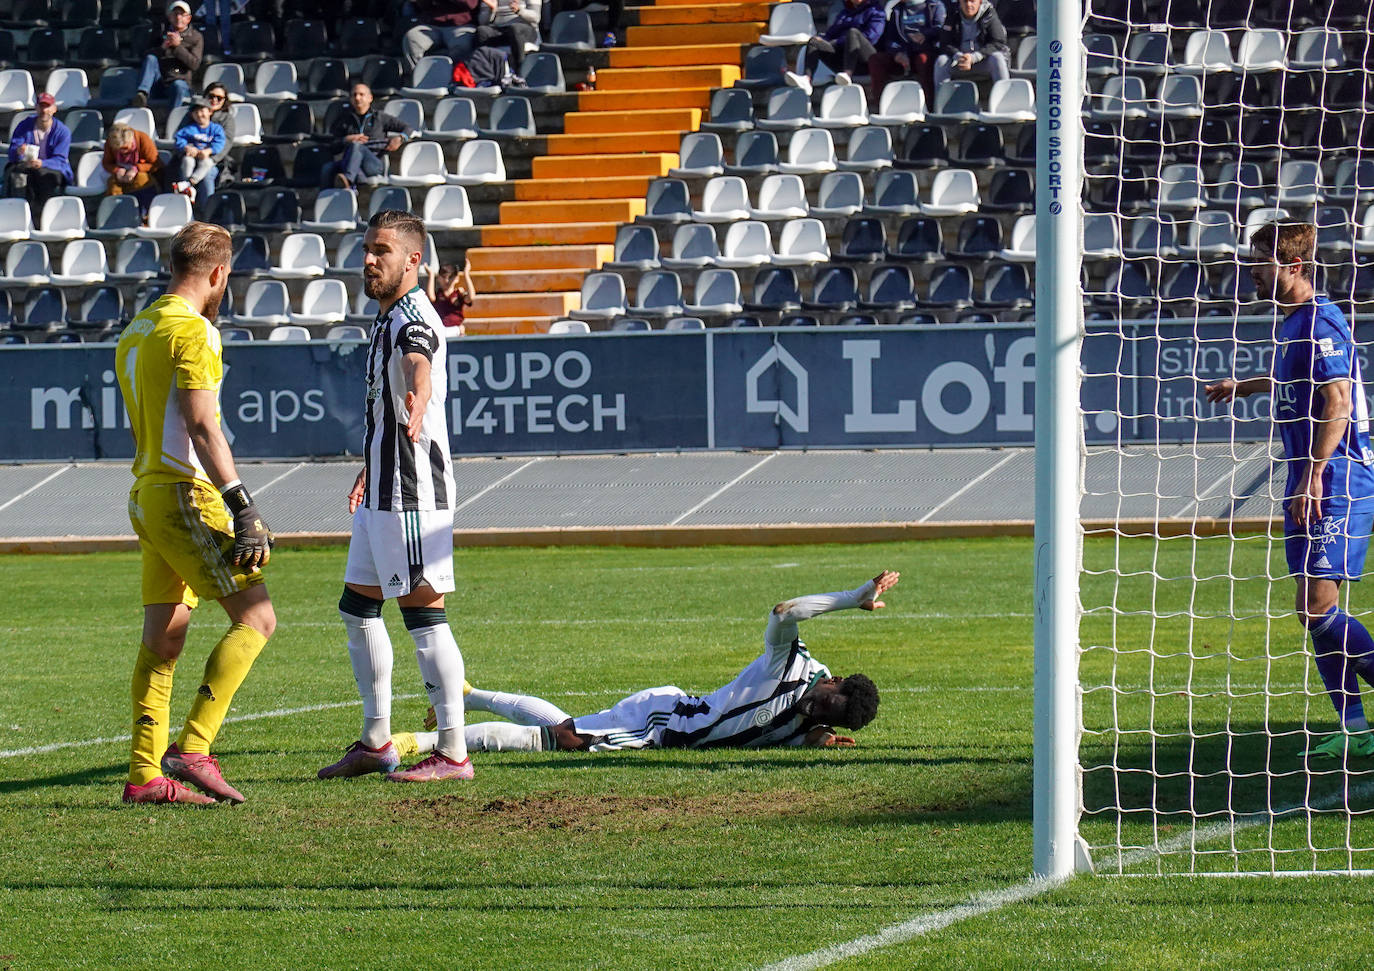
1, 323, 1297, 461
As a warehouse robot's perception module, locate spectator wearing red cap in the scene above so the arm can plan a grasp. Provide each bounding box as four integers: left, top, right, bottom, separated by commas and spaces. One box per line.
4, 92, 72, 212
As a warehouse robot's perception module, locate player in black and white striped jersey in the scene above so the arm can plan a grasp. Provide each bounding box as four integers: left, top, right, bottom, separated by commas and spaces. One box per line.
318, 209, 472, 784
395, 571, 896, 756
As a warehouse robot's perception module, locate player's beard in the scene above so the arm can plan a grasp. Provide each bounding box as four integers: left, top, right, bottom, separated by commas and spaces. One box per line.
201, 278, 229, 320
364, 265, 403, 302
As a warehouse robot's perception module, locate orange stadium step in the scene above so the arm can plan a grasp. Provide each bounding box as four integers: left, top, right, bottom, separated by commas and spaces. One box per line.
608, 44, 747, 68
531, 152, 677, 179
651, 0, 752, 6
463, 317, 556, 335
562, 108, 702, 134
464, 291, 580, 318
466, 244, 613, 271
576, 88, 713, 111
472, 268, 591, 292
499, 197, 646, 224
543, 131, 684, 154
479, 221, 621, 246
513, 175, 655, 200
636, 2, 770, 24
625, 21, 763, 46
593, 65, 741, 89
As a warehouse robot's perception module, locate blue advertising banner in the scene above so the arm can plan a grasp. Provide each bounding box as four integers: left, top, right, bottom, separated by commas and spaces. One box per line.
445, 333, 708, 452
2, 323, 1365, 461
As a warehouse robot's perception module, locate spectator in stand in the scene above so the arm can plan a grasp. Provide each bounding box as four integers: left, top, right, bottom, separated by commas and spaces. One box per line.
783, 0, 887, 96
322, 82, 417, 190
3, 93, 72, 213
173, 96, 228, 204
204, 82, 238, 186
425, 258, 475, 335
103, 122, 163, 215
933, 0, 1009, 88
201, 0, 234, 56
133, 0, 204, 109
543, 0, 622, 48
403, 0, 484, 73
476, 0, 541, 74
868, 0, 946, 104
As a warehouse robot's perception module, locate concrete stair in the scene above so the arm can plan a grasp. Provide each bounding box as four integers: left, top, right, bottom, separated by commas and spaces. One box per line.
513, 175, 655, 200
466, 0, 753, 333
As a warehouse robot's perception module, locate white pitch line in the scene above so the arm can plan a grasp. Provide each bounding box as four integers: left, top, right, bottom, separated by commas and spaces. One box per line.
669, 453, 778, 526
758, 876, 1071, 971
0, 694, 420, 760
760, 777, 1374, 970
0, 684, 1045, 761
0, 610, 1034, 635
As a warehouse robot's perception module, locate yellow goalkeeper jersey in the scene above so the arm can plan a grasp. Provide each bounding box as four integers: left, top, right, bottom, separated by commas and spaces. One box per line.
115, 294, 223, 488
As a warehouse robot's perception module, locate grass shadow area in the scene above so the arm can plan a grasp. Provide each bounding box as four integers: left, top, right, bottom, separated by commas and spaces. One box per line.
1082, 718, 1374, 872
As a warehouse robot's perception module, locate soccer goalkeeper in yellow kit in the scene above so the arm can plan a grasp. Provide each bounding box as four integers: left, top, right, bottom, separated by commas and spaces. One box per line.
114, 222, 276, 806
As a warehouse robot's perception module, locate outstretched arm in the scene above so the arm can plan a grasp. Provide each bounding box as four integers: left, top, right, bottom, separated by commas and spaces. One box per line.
764, 570, 900, 652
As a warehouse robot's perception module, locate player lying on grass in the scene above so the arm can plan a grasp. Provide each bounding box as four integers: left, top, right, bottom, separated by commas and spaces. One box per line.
393, 571, 895, 756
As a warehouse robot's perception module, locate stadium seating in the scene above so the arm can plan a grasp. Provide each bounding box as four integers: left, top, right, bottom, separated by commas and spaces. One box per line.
0, 0, 1360, 338
51, 239, 108, 286
607, 225, 661, 271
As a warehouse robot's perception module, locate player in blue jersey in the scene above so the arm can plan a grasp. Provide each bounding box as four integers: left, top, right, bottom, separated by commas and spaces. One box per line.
1206, 221, 1374, 761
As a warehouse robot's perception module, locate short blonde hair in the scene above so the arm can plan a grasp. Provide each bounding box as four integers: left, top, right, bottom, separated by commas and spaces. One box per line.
106, 122, 134, 150
170, 221, 232, 278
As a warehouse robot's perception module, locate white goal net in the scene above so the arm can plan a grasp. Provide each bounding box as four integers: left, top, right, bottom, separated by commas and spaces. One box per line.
1064, 1, 1374, 875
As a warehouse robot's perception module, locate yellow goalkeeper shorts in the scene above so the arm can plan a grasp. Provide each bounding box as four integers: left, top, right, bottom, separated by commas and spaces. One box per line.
128, 481, 264, 608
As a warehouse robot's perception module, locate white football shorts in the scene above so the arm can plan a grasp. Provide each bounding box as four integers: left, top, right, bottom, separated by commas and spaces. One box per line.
572, 686, 694, 751
344, 507, 455, 599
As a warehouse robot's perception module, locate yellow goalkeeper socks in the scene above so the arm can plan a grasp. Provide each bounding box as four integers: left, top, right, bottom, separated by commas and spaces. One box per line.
130, 644, 177, 786
177, 623, 267, 756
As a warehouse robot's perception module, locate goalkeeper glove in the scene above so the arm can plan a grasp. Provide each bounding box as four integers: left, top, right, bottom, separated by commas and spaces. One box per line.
222, 482, 274, 570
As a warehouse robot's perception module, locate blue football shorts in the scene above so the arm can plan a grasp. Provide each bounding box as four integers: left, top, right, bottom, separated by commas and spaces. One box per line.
1284, 494, 1374, 581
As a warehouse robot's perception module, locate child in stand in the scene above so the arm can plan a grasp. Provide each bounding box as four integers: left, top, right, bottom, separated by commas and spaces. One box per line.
172, 96, 227, 203
425, 257, 476, 336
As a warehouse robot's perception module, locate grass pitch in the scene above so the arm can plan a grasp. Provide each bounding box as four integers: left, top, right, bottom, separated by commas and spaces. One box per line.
0, 538, 1371, 970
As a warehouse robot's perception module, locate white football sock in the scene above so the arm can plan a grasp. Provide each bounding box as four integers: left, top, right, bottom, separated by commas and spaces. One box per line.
465, 688, 570, 726
410, 622, 468, 761
341, 611, 393, 749
468, 722, 544, 752
414, 724, 546, 753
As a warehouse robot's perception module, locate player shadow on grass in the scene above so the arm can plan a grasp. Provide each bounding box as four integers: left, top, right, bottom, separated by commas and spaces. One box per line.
501, 750, 1006, 771
0, 764, 125, 793
1081, 719, 1374, 826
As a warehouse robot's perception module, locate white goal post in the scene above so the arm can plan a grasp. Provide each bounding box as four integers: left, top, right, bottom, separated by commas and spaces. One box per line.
1031, 0, 1086, 880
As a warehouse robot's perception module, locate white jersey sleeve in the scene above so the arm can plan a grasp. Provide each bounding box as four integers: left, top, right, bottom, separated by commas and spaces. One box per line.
762, 579, 876, 672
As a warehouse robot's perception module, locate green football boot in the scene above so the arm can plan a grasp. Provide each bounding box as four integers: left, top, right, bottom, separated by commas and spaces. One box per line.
1301, 730, 1374, 760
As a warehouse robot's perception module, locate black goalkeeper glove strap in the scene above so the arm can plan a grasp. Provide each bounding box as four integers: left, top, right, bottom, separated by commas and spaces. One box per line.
222, 483, 254, 516
222, 483, 274, 569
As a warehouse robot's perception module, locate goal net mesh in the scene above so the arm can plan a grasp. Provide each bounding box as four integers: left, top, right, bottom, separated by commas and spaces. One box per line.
1074, 0, 1374, 875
